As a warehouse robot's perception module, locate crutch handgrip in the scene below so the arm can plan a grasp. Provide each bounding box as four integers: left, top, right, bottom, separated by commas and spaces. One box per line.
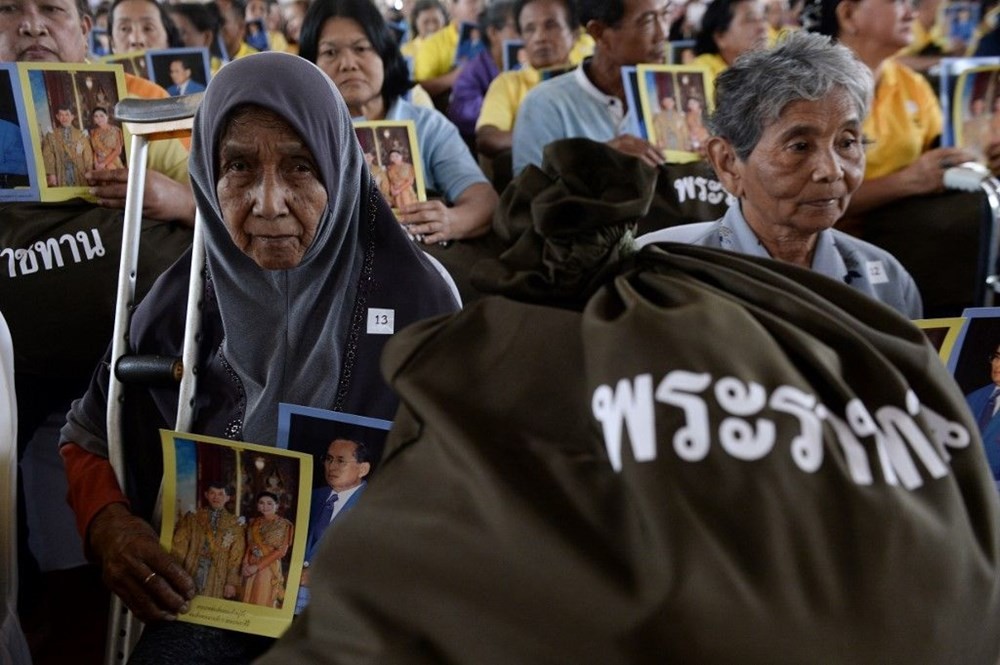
114, 355, 182, 386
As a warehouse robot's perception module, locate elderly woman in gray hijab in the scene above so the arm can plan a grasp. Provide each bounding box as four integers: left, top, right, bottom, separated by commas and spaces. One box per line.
638, 31, 923, 319
58, 51, 459, 662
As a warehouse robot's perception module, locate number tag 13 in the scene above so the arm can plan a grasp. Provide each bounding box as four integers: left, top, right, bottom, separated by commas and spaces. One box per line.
367, 308, 395, 335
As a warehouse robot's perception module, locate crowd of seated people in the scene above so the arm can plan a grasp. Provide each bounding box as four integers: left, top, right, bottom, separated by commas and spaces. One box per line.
10, 0, 1000, 661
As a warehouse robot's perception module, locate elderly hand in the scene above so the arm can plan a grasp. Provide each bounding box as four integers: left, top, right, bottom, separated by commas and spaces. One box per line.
904, 147, 980, 195
88, 503, 196, 623
85, 168, 196, 227
606, 134, 666, 168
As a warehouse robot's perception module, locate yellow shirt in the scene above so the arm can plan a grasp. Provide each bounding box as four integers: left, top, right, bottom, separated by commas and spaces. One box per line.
863, 59, 942, 180
690, 52, 728, 86
413, 22, 459, 81
123, 74, 190, 184
477, 67, 541, 132
230, 42, 259, 61
400, 35, 423, 59
569, 32, 594, 63
268, 30, 289, 54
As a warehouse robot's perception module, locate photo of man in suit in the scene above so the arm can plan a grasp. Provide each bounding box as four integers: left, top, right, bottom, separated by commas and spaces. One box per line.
965, 343, 1000, 487
296, 438, 371, 612
305, 438, 371, 562
166, 58, 206, 96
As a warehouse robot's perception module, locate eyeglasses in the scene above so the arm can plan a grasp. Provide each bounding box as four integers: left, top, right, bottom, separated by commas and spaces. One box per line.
324, 455, 357, 466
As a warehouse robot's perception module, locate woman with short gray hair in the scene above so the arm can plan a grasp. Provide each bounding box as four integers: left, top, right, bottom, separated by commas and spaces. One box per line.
638, 31, 923, 318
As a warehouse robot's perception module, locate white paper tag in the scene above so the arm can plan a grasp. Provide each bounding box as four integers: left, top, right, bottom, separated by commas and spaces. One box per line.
366, 308, 395, 335
866, 260, 889, 285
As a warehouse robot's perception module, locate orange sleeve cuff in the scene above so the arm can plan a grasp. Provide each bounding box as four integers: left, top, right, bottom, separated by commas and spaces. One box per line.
60, 442, 129, 546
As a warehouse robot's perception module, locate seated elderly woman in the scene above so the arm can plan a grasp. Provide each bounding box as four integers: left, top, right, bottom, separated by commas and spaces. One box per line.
638, 31, 922, 319
300, 0, 498, 245
58, 52, 459, 662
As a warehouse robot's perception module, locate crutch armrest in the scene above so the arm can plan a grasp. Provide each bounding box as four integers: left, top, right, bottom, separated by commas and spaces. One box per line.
114, 93, 203, 124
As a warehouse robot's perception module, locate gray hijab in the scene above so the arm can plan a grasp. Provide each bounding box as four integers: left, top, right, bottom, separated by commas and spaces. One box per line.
189, 52, 367, 444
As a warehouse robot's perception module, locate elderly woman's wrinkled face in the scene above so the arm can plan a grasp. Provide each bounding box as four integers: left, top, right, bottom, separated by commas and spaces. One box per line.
725, 88, 864, 236
216, 106, 328, 270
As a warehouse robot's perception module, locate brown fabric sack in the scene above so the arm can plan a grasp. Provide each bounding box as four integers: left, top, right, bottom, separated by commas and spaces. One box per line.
263, 142, 1000, 665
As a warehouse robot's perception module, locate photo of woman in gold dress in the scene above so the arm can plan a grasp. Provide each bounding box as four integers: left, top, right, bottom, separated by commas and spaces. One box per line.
89, 107, 124, 171
241, 491, 294, 608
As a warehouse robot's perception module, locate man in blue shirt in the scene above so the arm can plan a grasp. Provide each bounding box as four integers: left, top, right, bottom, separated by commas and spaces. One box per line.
512, 0, 673, 175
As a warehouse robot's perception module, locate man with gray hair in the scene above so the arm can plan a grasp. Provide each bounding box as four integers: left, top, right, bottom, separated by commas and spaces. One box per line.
638, 31, 923, 318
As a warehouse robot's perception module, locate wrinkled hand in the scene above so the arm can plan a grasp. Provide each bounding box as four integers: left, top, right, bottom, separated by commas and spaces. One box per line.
606, 134, 665, 168
88, 503, 195, 623
905, 146, 979, 195
85, 168, 195, 226
397, 199, 455, 244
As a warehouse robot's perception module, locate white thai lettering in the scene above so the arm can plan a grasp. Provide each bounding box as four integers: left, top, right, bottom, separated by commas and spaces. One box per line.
771, 385, 823, 472
592, 374, 656, 472
592, 371, 971, 491
655, 370, 712, 461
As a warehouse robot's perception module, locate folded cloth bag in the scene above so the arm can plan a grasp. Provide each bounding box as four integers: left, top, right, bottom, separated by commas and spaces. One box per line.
263, 140, 1000, 664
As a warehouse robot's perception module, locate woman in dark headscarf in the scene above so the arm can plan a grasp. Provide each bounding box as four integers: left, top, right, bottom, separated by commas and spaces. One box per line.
58, 51, 459, 662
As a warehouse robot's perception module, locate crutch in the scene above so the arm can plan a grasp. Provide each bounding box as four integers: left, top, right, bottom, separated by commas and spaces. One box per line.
943, 162, 1000, 307
104, 93, 206, 665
